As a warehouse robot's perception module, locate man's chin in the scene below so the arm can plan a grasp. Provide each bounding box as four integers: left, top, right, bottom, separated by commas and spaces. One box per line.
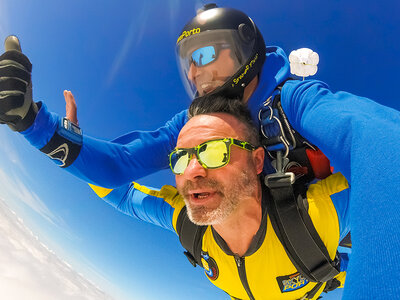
187, 213, 221, 226
185, 202, 225, 226
197, 81, 225, 96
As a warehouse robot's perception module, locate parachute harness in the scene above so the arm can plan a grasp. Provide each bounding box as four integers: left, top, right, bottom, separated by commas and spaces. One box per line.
258, 89, 298, 180
257, 88, 341, 297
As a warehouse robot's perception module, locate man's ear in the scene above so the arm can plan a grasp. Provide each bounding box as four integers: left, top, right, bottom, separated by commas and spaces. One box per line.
252, 147, 265, 175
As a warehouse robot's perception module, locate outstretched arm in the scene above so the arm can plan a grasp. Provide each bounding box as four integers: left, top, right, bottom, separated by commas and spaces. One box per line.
281, 79, 400, 299
89, 181, 185, 234
0, 36, 187, 188
64, 92, 184, 230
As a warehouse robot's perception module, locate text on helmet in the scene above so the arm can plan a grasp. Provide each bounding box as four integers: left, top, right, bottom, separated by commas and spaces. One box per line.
177, 28, 201, 44
231, 53, 259, 86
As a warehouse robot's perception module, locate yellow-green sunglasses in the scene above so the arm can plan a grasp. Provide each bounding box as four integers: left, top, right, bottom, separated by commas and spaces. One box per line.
169, 138, 256, 175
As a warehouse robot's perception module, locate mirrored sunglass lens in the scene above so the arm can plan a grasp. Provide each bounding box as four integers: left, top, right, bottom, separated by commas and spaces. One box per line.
191, 46, 216, 67
198, 140, 228, 168
171, 150, 190, 174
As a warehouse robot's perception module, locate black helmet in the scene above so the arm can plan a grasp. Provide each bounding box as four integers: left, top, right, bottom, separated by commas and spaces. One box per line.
176, 3, 266, 100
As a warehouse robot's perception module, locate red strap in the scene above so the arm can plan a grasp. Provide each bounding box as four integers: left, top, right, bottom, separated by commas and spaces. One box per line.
306, 149, 332, 179
287, 165, 308, 176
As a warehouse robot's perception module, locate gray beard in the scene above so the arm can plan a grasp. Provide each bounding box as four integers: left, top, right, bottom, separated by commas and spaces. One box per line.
179, 169, 257, 226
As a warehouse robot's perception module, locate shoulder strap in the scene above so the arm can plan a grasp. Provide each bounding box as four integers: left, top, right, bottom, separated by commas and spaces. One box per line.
176, 206, 207, 267
264, 176, 340, 283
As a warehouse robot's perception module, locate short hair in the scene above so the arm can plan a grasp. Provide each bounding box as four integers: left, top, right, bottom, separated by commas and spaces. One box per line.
188, 95, 260, 147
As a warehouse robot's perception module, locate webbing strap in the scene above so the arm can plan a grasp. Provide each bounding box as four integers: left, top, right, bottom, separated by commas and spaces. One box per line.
265, 174, 340, 282
176, 207, 206, 267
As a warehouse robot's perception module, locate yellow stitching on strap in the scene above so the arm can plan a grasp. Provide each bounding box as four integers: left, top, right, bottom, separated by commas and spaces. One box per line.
88, 183, 113, 198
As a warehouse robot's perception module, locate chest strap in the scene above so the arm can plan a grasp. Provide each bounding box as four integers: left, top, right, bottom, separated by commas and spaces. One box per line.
265, 172, 340, 283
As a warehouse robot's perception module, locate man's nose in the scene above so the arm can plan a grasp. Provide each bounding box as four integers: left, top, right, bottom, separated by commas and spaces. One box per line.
183, 155, 206, 179
187, 63, 199, 82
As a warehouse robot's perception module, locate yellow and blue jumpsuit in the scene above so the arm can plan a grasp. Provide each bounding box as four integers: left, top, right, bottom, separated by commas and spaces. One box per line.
90, 172, 349, 300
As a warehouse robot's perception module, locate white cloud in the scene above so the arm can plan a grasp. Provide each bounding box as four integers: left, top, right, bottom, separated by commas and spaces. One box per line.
0, 167, 67, 229
0, 128, 28, 177
0, 198, 114, 300
0, 130, 129, 300
0, 127, 77, 241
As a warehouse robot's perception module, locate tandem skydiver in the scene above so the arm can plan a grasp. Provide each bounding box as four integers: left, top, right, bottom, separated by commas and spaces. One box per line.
86, 95, 349, 300
1, 3, 400, 299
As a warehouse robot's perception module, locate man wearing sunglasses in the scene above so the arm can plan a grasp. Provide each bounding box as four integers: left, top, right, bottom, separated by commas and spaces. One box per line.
1, 4, 400, 299
94, 96, 348, 300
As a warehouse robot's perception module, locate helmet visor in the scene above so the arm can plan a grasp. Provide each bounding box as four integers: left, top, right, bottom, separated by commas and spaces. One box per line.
176, 29, 255, 99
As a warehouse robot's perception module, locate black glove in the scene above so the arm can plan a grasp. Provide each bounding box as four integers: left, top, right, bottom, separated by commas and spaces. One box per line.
0, 35, 38, 131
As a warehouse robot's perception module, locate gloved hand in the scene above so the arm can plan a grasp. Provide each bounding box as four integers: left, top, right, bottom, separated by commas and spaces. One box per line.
0, 35, 38, 131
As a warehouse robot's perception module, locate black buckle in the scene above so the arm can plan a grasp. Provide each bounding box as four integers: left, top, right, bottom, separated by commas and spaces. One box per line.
183, 251, 198, 267
264, 172, 295, 189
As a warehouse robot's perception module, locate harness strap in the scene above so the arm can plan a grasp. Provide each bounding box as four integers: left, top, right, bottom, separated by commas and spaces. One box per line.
176, 207, 206, 267
265, 174, 340, 283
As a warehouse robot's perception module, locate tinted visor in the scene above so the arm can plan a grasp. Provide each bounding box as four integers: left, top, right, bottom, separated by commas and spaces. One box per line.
176, 29, 255, 99
190, 44, 231, 67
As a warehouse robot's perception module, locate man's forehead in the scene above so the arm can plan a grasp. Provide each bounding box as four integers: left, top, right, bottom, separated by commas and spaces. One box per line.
177, 113, 245, 147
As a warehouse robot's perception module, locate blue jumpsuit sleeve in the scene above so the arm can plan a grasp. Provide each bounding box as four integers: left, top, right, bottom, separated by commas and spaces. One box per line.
100, 182, 177, 233
281, 80, 400, 299
21, 102, 188, 188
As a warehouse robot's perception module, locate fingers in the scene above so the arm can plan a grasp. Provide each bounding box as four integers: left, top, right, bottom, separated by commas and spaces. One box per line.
0, 36, 34, 131
64, 90, 79, 125
0, 51, 32, 72
4, 35, 22, 52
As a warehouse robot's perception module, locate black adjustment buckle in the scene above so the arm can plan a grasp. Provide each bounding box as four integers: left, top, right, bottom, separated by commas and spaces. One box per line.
264, 172, 295, 189
311, 261, 340, 283
183, 251, 198, 267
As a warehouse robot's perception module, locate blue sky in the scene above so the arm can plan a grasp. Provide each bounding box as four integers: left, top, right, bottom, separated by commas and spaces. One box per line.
0, 0, 398, 299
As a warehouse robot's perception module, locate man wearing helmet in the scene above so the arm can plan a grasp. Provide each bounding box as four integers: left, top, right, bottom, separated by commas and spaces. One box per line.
176, 4, 266, 102
1, 3, 400, 300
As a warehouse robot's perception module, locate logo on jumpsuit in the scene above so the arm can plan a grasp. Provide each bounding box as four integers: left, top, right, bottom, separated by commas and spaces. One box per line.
45, 143, 69, 167
276, 272, 309, 293
201, 251, 219, 281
